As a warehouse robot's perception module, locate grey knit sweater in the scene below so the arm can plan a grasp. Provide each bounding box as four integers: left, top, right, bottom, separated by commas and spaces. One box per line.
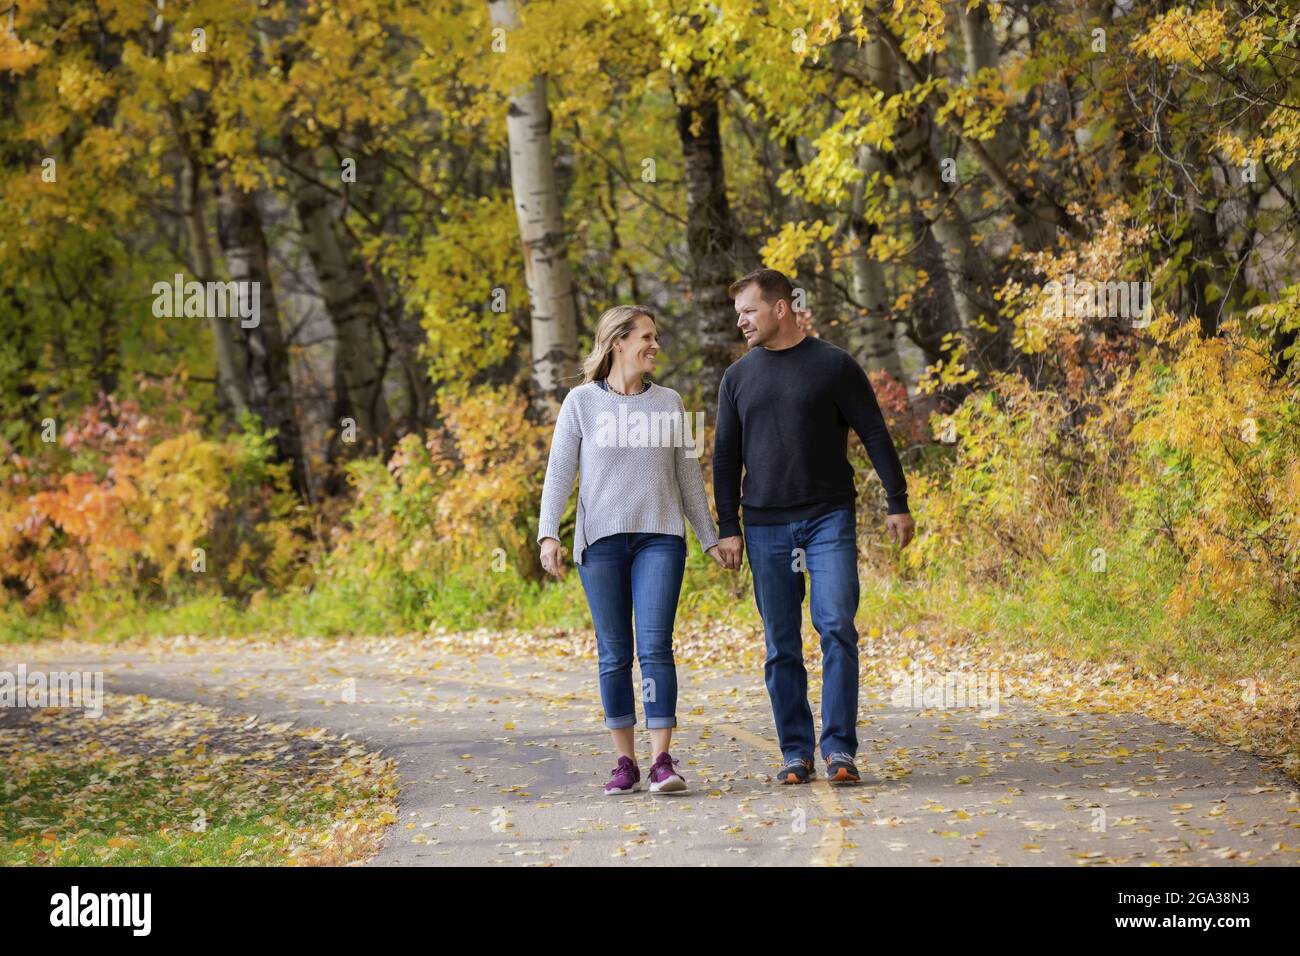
537, 381, 720, 565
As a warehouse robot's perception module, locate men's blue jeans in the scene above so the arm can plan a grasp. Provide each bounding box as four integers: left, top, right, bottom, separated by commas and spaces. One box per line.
577, 532, 687, 729
744, 507, 860, 761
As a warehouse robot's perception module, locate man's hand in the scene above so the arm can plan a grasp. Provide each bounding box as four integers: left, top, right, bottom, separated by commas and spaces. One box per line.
885, 513, 915, 549
539, 537, 566, 578
715, 535, 744, 571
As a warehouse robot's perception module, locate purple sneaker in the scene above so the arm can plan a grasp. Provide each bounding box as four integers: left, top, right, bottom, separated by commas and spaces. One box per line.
648, 752, 687, 794
604, 755, 640, 795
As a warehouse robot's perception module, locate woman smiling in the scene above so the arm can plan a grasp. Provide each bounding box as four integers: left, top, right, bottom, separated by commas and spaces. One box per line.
537, 305, 723, 795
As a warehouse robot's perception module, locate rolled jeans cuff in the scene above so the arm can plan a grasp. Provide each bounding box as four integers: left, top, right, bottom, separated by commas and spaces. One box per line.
604, 713, 636, 730
645, 716, 677, 730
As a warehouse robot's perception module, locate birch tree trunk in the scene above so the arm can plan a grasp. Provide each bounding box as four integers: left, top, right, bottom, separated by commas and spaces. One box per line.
285, 134, 394, 454
488, 0, 580, 421
847, 37, 905, 382
892, 111, 990, 336
907, 202, 965, 366
175, 111, 249, 417
213, 175, 309, 494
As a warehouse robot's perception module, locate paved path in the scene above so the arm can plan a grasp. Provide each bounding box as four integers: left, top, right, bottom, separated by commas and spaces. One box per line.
9, 638, 1299, 866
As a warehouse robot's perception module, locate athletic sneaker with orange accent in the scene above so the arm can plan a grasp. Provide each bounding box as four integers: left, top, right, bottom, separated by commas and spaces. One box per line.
776, 757, 814, 784
825, 752, 860, 783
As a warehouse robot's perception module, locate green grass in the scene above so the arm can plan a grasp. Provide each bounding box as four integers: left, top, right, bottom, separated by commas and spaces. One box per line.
2, 760, 359, 865
1, 695, 396, 866
1, 545, 746, 643
7, 522, 1296, 690
857, 531, 1300, 687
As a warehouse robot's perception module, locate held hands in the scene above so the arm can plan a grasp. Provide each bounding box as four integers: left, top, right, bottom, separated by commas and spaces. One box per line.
544, 522, 908, 578
714, 535, 744, 571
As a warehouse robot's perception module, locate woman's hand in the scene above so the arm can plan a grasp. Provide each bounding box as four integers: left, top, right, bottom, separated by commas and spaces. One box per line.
705, 544, 726, 567
540, 538, 567, 578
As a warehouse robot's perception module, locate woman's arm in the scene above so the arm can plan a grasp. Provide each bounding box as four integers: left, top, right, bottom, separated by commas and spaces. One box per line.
537, 398, 581, 545
673, 396, 720, 555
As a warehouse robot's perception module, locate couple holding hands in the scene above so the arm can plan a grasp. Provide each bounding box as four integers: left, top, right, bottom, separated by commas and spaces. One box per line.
537, 268, 915, 795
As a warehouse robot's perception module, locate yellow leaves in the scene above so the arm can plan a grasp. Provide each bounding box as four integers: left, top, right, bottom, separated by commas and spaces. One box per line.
760, 220, 834, 275
1003, 205, 1156, 358
55, 59, 114, 114
889, 0, 950, 60
334, 385, 549, 585
1211, 129, 1257, 166
211, 125, 258, 167
867, 232, 909, 264
1132, 5, 1229, 66
0, 28, 46, 73
935, 66, 1007, 143
135, 432, 233, 583
1121, 308, 1300, 613
414, 195, 522, 380
0, 689, 398, 867
917, 334, 979, 396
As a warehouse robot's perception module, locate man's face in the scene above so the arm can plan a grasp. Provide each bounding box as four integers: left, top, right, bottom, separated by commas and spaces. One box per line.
734, 283, 786, 348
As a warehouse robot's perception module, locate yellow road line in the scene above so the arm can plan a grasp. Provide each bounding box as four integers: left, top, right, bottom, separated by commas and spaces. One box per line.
712, 721, 846, 866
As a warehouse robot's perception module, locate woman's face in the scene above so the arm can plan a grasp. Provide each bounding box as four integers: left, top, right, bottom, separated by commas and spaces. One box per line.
616, 314, 659, 374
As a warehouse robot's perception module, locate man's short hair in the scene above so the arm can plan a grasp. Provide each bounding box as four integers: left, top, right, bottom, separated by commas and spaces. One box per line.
728, 268, 794, 306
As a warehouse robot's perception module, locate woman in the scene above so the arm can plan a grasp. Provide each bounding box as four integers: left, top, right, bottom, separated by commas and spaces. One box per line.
537, 305, 723, 795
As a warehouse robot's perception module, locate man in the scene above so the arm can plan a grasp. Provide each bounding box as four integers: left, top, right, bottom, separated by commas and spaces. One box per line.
713, 268, 915, 785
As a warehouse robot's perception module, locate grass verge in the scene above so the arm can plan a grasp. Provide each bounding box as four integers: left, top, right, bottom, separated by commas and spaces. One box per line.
0, 692, 398, 866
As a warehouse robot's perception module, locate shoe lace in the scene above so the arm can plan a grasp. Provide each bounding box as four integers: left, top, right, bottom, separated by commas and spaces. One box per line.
827, 752, 854, 764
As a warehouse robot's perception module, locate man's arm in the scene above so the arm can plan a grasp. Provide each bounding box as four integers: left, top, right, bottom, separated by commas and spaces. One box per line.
712, 372, 743, 538
832, 352, 909, 515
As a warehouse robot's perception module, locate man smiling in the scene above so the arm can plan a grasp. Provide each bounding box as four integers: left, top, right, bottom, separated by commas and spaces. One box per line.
712, 268, 915, 785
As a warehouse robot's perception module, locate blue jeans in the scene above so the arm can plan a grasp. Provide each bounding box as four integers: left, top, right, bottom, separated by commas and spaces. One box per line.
577, 532, 687, 729
744, 507, 860, 761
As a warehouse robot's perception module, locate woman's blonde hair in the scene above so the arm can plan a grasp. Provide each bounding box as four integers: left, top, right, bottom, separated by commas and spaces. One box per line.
580, 305, 657, 384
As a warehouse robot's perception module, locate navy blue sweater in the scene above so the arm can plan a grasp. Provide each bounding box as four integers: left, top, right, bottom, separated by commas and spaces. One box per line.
712, 335, 909, 538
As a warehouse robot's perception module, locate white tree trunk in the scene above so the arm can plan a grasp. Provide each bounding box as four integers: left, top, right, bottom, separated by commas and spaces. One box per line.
286, 136, 393, 452
488, 0, 579, 420
180, 148, 249, 415
848, 38, 905, 383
